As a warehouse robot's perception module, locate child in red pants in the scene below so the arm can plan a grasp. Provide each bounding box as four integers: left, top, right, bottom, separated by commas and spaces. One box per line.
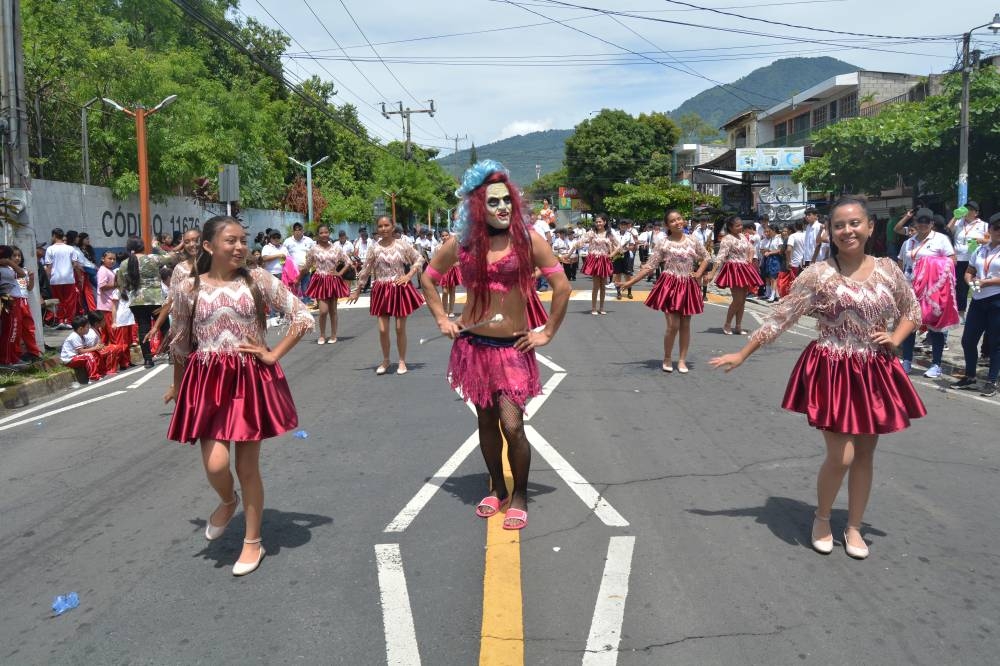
60, 315, 123, 382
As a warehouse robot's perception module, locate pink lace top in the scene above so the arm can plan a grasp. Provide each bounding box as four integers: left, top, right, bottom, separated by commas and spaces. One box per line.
576, 231, 619, 257
716, 234, 755, 265
483, 251, 519, 293
750, 258, 921, 358
169, 261, 193, 291
169, 267, 314, 363
355, 239, 423, 284
643, 236, 708, 276
306, 243, 349, 275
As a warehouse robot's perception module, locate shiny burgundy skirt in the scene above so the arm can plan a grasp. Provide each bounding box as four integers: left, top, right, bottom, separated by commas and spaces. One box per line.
715, 261, 763, 289
782, 341, 927, 434
370, 280, 424, 317
645, 272, 704, 316
440, 265, 463, 288
582, 254, 613, 278
305, 273, 350, 300
526, 290, 548, 330
167, 352, 298, 444
449, 333, 541, 411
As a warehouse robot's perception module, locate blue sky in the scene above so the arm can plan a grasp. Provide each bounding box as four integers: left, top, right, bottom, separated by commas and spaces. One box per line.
239, 0, 999, 152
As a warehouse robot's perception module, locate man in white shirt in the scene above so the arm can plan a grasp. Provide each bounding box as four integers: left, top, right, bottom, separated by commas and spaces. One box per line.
43, 227, 83, 328
613, 219, 637, 298
948, 200, 989, 316
260, 230, 287, 277
800, 208, 822, 268
637, 223, 654, 283
354, 227, 373, 292
283, 222, 316, 303
532, 214, 553, 291
785, 221, 807, 277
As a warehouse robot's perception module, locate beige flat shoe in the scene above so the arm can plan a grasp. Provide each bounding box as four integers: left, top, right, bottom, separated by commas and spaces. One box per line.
232, 538, 266, 576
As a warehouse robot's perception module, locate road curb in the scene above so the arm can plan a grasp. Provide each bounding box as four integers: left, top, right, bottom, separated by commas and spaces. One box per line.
0, 368, 76, 412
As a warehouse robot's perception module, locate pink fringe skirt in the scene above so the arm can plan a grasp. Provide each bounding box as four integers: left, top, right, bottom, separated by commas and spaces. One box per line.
583, 254, 613, 278
448, 333, 541, 411
440, 265, 463, 288
167, 351, 298, 444
644, 272, 704, 316
306, 273, 350, 300
715, 261, 763, 289
370, 280, 424, 317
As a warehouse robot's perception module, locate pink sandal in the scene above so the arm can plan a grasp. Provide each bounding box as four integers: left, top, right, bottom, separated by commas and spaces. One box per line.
475, 496, 508, 518
502, 508, 528, 530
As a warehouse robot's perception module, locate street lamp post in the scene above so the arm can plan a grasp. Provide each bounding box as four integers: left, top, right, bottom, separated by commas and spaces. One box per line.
80, 97, 100, 185
288, 155, 329, 225
103, 95, 178, 253
958, 13, 1000, 207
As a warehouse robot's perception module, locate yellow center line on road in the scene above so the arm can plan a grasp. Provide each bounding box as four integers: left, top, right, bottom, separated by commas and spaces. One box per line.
479, 436, 523, 666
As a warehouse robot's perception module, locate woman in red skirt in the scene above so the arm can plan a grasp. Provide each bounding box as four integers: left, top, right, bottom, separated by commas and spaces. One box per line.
617, 209, 709, 373
0, 246, 42, 363
708, 215, 763, 335
576, 214, 620, 315
347, 215, 424, 375
711, 197, 926, 560
303, 224, 351, 344
165, 215, 314, 576
436, 229, 463, 319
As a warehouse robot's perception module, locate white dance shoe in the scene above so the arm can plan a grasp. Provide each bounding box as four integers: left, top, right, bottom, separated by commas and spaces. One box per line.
204, 492, 239, 541
233, 538, 266, 576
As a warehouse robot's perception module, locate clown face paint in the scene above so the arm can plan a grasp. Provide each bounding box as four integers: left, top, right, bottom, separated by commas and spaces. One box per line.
485, 183, 512, 230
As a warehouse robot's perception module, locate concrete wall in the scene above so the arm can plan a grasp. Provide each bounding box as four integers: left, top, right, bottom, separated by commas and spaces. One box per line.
858, 72, 924, 106
29, 179, 305, 253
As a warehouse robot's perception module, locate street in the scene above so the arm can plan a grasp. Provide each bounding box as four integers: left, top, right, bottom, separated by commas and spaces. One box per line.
1, 291, 998, 665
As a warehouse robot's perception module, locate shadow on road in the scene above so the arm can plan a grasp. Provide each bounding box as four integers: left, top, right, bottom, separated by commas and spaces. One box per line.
688, 496, 887, 549
189, 507, 333, 568
439, 472, 558, 508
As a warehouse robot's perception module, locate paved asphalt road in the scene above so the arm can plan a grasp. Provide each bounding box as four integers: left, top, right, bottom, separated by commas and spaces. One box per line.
1, 286, 997, 665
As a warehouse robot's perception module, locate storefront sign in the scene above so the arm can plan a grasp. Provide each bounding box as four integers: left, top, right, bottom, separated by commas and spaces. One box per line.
735, 147, 804, 172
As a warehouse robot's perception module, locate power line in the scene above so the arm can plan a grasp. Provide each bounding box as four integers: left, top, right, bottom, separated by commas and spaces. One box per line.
335, 0, 450, 139
300, 0, 386, 100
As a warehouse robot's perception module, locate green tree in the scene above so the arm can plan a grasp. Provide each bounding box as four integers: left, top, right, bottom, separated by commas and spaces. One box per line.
793, 68, 1000, 202
523, 167, 568, 201
603, 179, 719, 221
468, 142, 478, 165
674, 112, 723, 144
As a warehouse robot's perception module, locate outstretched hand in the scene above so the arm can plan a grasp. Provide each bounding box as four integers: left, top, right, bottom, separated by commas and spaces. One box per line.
346, 290, 360, 305
708, 353, 744, 373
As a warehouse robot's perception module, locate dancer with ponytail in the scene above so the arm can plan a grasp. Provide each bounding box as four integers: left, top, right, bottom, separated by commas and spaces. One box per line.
421, 160, 570, 530
165, 216, 313, 576
617, 209, 709, 373
347, 216, 424, 375
303, 224, 351, 344
576, 214, 619, 315
707, 215, 763, 335
710, 197, 926, 560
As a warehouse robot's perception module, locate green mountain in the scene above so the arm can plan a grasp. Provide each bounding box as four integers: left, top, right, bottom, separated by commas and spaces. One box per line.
438, 57, 858, 181
669, 56, 858, 130
437, 130, 573, 186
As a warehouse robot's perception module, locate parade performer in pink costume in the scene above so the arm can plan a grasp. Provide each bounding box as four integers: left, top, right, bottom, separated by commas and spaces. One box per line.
347, 216, 425, 375
617, 209, 709, 373
708, 215, 763, 335
421, 160, 570, 530
303, 224, 351, 344
711, 197, 926, 560
576, 214, 620, 315
165, 216, 314, 577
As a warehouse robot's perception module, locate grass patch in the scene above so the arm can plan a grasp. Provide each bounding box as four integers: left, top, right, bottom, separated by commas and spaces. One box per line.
0, 355, 70, 388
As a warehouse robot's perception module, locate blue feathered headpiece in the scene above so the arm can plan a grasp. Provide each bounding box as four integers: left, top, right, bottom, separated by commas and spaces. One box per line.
452, 160, 509, 244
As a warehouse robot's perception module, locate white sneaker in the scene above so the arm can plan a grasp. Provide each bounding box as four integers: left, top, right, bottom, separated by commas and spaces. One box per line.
901, 360, 912, 373
923, 364, 942, 378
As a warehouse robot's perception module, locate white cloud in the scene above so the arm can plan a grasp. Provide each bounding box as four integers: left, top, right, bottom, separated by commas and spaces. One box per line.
494, 120, 555, 142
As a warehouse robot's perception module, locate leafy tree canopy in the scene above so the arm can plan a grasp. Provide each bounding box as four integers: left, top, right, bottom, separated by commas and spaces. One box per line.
793, 68, 1000, 202
603, 179, 720, 221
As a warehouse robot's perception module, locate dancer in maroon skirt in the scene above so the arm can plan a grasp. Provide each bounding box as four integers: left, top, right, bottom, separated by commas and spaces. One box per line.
710, 197, 926, 560
165, 216, 314, 576
421, 160, 570, 530
617, 209, 709, 373
436, 229, 462, 319
708, 215, 763, 335
576, 214, 620, 315
303, 224, 351, 344
347, 215, 425, 375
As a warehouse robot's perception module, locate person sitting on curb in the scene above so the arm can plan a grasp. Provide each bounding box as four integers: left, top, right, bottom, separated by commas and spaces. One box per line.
60, 315, 117, 383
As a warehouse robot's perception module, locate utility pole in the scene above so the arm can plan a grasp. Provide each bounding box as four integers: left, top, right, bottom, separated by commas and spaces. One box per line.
445, 133, 467, 177
381, 100, 435, 160
288, 155, 328, 225
0, 0, 44, 355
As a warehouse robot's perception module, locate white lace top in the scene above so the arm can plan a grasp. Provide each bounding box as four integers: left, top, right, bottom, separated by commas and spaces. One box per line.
715, 234, 755, 265
355, 239, 423, 284
576, 231, 619, 257
306, 242, 350, 275
643, 236, 708, 276
750, 258, 921, 359
169, 268, 314, 363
